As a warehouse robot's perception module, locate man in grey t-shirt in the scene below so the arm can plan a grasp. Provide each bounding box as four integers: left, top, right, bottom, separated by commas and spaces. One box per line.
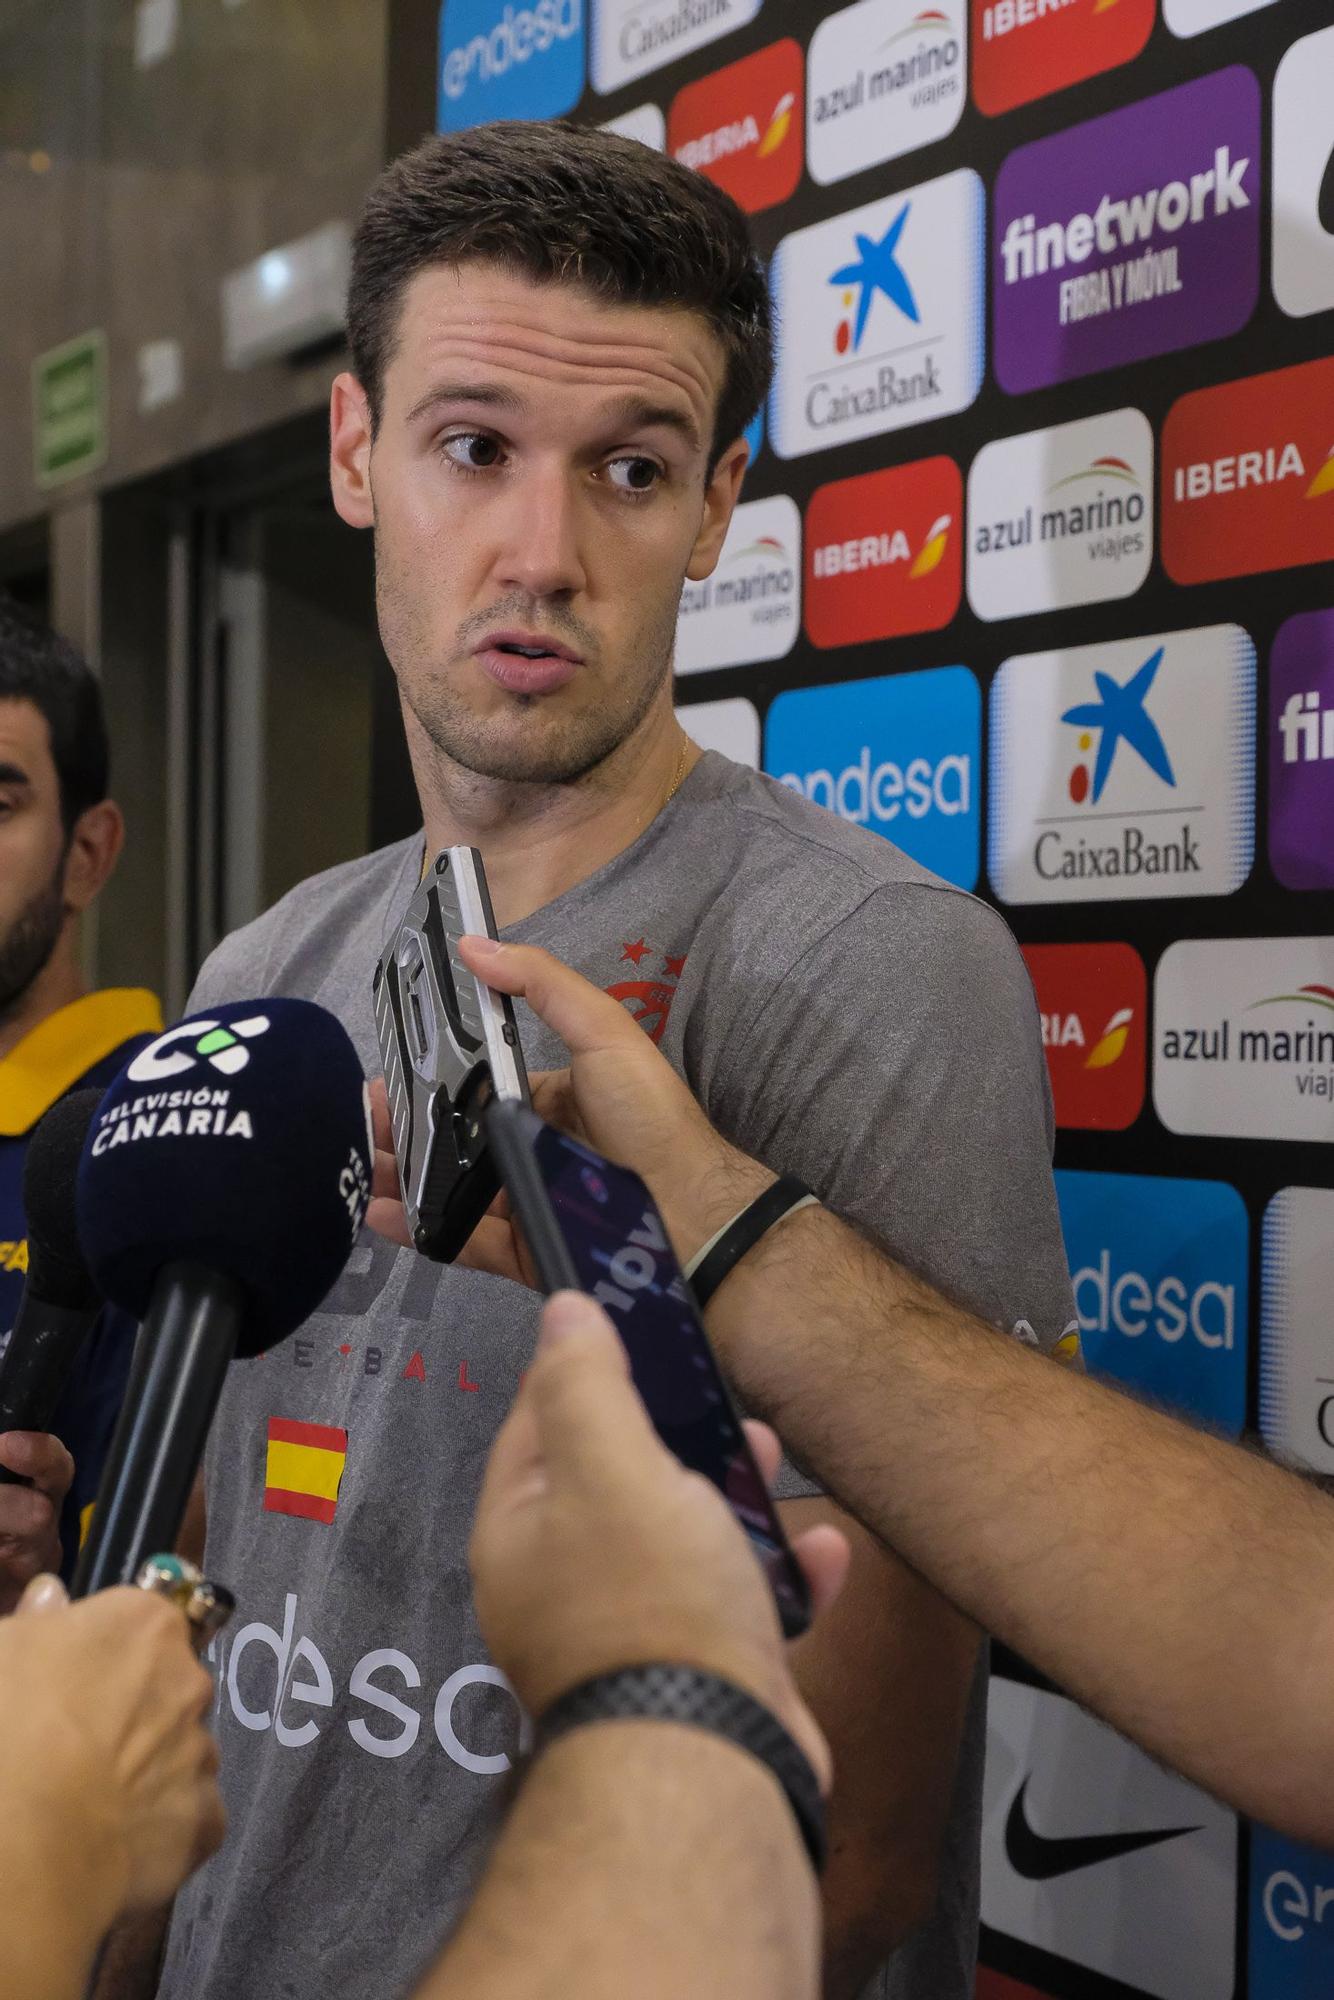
136, 125, 1074, 2000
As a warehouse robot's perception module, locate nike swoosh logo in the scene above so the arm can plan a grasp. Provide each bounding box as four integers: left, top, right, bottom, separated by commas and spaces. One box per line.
1004, 1777, 1200, 1882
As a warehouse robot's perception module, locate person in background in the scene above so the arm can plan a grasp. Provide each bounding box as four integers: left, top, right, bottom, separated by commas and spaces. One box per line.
0, 597, 160, 1595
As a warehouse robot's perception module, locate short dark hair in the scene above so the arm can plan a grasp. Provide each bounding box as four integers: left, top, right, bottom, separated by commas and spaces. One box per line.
0, 595, 109, 830
348, 122, 772, 467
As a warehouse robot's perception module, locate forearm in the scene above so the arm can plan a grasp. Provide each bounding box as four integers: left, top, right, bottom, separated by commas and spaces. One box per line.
0, 1813, 121, 2000
419, 1722, 819, 2000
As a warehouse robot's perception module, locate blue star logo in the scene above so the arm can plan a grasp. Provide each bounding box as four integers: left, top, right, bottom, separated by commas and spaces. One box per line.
829, 204, 920, 352
1061, 647, 1176, 804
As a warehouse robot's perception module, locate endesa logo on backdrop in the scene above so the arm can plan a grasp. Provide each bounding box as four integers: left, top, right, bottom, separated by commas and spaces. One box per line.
1272, 26, 1334, 321
966, 408, 1152, 622
591, 0, 760, 93
1259, 1187, 1334, 1479
1251, 1828, 1334, 1998
437, 0, 584, 129
667, 38, 802, 215
1056, 1169, 1248, 1432
1270, 609, 1334, 893
675, 494, 799, 674
1161, 356, 1334, 585
993, 67, 1260, 394
1021, 943, 1146, 1131
763, 666, 980, 888
804, 457, 961, 648
983, 1678, 1237, 1999
769, 169, 984, 460
1154, 937, 1334, 1143
989, 625, 1255, 906
971, 0, 1153, 119
806, 0, 965, 187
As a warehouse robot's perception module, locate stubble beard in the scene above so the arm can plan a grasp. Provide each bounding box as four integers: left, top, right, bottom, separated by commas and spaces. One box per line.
0, 861, 66, 1022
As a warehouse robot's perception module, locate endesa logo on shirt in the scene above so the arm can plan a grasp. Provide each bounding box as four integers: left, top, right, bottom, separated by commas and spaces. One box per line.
972, 0, 1153, 119
769, 169, 984, 461
1270, 610, 1334, 893
1259, 1187, 1334, 1479
989, 625, 1255, 906
983, 1678, 1237, 1998
1251, 1828, 1334, 1998
1154, 937, 1334, 1143
763, 666, 980, 888
804, 457, 961, 648
1272, 26, 1334, 321
994, 67, 1260, 394
807, 0, 965, 188
1056, 1169, 1248, 1432
437, 0, 584, 130
1021, 943, 1146, 1131
675, 494, 799, 674
668, 39, 802, 215
1161, 357, 1334, 585
591, 0, 760, 94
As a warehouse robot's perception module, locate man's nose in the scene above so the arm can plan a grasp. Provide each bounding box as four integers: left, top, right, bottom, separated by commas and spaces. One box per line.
493, 465, 588, 601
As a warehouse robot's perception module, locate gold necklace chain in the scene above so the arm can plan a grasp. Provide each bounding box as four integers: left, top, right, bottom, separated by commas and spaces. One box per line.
661, 734, 690, 810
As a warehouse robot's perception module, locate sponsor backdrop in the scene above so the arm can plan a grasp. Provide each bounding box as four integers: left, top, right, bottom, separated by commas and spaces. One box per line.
430, 0, 1333, 1992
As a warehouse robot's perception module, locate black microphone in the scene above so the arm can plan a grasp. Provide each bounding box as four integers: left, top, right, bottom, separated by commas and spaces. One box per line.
72, 998, 372, 1594
0, 1088, 105, 1486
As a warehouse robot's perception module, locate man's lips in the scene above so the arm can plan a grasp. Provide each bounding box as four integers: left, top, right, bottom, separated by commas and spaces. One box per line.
473, 630, 583, 696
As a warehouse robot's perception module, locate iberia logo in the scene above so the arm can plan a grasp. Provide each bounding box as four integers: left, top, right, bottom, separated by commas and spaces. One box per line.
971, 0, 1154, 118
804, 457, 962, 649
1162, 356, 1334, 585
604, 941, 687, 1046
667, 38, 803, 216
264, 1417, 348, 1525
1021, 942, 1146, 1130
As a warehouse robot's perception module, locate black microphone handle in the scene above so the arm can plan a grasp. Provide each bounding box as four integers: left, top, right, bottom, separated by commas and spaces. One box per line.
0, 1298, 100, 1485
72, 1262, 245, 1597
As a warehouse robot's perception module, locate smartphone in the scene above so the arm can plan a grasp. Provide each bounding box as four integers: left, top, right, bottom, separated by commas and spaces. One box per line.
373, 847, 529, 1262
486, 1099, 812, 1639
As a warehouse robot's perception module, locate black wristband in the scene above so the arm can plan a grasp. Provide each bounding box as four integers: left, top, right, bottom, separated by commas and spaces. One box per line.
686, 1175, 816, 1310
535, 1663, 826, 1872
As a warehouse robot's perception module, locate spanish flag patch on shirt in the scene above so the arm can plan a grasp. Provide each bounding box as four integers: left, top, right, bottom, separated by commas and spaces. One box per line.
264, 1417, 347, 1524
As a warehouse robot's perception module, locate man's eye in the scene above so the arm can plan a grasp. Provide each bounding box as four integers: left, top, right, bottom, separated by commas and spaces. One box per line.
441, 433, 503, 471
606, 456, 662, 495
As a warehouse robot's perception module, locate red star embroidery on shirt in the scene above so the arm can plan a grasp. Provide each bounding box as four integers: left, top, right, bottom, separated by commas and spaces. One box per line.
621, 938, 651, 965
663, 953, 686, 979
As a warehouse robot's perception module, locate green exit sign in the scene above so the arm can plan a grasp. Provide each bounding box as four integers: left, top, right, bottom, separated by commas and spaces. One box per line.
33, 330, 108, 488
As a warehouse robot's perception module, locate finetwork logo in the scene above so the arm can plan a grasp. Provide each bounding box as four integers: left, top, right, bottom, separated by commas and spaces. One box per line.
1154, 937, 1334, 1142
807, 0, 965, 187
971, 0, 1154, 118
675, 494, 800, 674
763, 665, 980, 888
993, 67, 1260, 393
804, 456, 961, 647
1161, 356, 1334, 585
967, 408, 1152, 621
591, 0, 761, 94
990, 626, 1255, 906
1273, 27, 1334, 320
1259, 1187, 1334, 1479
437, 0, 584, 130
770, 170, 984, 460
1251, 1829, 1334, 1997
1056, 1169, 1249, 1432
668, 38, 803, 215
983, 1677, 1238, 1997
676, 695, 759, 767
1021, 942, 1146, 1130
1270, 609, 1334, 892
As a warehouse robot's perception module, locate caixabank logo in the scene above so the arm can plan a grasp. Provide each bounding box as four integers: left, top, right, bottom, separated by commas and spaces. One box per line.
1056, 1168, 1248, 1431
676, 694, 760, 767
1272, 25, 1334, 321
982, 1678, 1238, 1999
667, 37, 802, 215
591, 0, 760, 93
1020, 942, 1146, 1130
988, 625, 1255, 905
763, 664, 980, 887
806, 0, 965, 187
1154, 937, 1334, 1143
993, 67, 1260, 394
1161, 355, 1334, 585
1270, 609, 1334, 893
1251, 1828, 1334, 1996
675, 494, 799, 673
770, 169, 984, 460
1259, 1186, 1334, 1478
804, 457, 961, 647
971, 0, 1153, 119
437, 0, 584, 130
967, 407, 1152, 621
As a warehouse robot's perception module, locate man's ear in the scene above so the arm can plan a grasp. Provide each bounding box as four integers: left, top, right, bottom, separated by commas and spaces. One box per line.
62, 800, 124, 915
685, 436, 751, 582
330, 372, 375, 530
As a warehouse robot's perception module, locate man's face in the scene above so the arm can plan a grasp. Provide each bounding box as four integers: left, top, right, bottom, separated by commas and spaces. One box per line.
0, 700, 68, 1016
331, 262, 746, 785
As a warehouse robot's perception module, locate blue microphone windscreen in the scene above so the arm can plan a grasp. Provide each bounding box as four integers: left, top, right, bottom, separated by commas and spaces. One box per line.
77, 999, 372, 1354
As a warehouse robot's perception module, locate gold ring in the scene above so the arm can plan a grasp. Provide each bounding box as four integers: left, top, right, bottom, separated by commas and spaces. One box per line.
134, 1553, 235, 1647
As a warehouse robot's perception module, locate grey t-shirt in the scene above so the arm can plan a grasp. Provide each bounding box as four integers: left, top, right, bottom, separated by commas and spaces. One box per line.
160, 752, 1074, 2000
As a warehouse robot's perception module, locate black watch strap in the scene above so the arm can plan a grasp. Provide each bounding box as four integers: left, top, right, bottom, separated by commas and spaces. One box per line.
687, 1175, 816, 1310
535, 1663, 826, 1872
